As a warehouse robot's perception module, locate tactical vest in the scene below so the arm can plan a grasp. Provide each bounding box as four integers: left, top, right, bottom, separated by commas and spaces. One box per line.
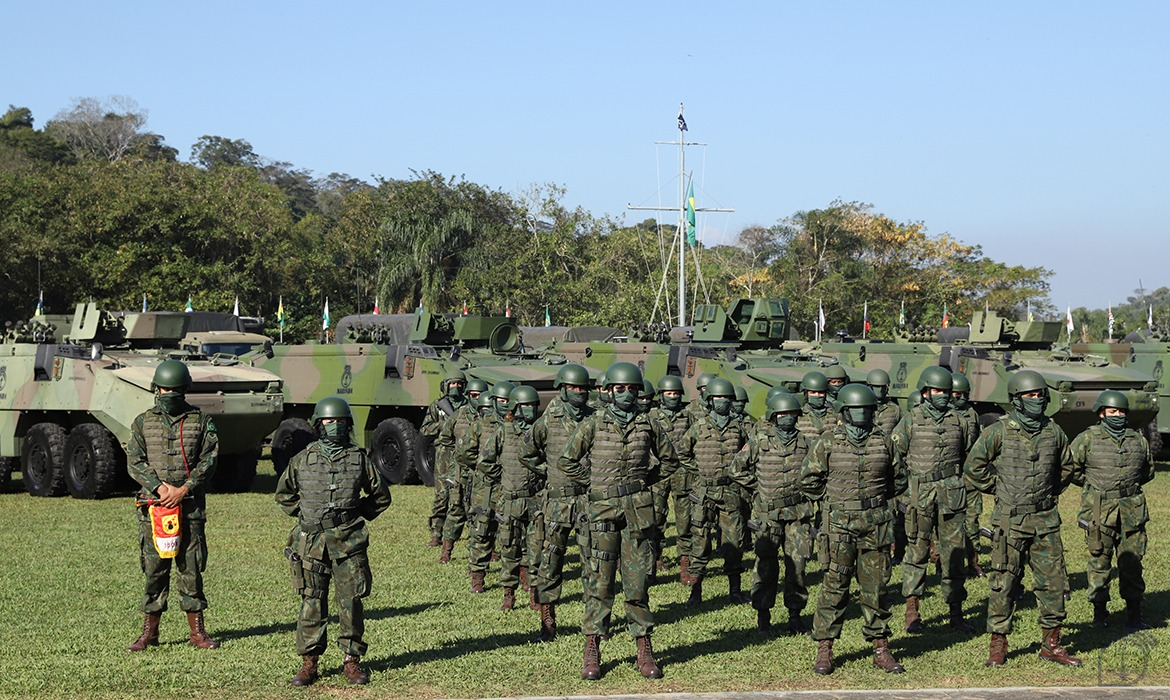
993, 417, 1060, 512
875, 402, 903, 437
588, 412, 655, 489
904, 406, 965, 479
798, 406, 827, 441
139, 408, 208, 483
754, 431, 808, 502
499, 421, 536, 495
296, 443, 366, 523
541, 403, 591, 490
691, 416, 744, 482
651, 406, 689, 447
825, 429, 891, 506
1083, 425, 1146, 496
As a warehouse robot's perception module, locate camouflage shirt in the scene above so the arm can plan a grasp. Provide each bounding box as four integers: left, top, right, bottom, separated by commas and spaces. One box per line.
127, 403, 218, 516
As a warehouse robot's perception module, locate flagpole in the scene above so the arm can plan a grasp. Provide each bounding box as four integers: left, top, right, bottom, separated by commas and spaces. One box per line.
677, 103, 686, 327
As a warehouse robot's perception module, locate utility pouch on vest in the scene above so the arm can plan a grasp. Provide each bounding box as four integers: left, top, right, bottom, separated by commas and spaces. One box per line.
747, 518, 762, 532
1080, 516, 1104, 556
816, 528, 830, 567
630, 489, 656, 534
149, 503, 182, 558
904, 505, 919, 541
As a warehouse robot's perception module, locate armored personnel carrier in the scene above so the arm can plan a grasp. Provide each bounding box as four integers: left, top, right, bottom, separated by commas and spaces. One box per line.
249, 308, 564, 486
818, 311, 1159, 437
0, 303, 284, 498
1072, 329, 1169, 452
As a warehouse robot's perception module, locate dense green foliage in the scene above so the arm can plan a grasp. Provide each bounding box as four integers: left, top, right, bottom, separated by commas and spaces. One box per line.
0, 463, 1167, 698
2, 101, 1058, 342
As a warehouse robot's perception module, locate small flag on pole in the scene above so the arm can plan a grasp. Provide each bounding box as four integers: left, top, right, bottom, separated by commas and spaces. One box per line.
1065, 306, 1074, 337
941, 303, 949, 329
35, 290, 43, 316
1149, 304, 1154, 330
276, 296, 285, 329
1027, 300, 1034, 322
142, 294, 148, 313
322, 298, 330, 330
462, 300, 469, 316
685, 183, 697, 248
1108, 304, 1115, 338
863, 301, 870, 338
373, 298, 380, 315
544, 305, 551, 327
818, 299, 826, 334
898, 299, 906, 327
185, 296, 193, 313
677, 105, 687, 132
505, 300, 512, 318
232, 296, 240, 317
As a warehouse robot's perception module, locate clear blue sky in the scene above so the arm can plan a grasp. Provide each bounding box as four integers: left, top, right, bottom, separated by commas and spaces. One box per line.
6, 2, 1168, 314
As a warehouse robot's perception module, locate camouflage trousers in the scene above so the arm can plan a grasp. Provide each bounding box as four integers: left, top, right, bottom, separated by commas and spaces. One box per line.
966, 488, 985, 552
137, 511, 208, 614
751, 514, 813, 613
651, 469, 694, 563
688, 485, 747, 579
536, 492, 591, 605
441, 476, 469, 543
295, 552, 372, 657
902, 499, 968, 603
812, 507, 894, 642
1082, 494, 1148, 604
986, 513, 1067, 635
497, 495, 542, 590
582, 490, 658, 638
468, 475, 499, 573
430, 472, 455, 539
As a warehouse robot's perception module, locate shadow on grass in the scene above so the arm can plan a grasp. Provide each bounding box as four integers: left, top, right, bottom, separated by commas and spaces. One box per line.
367, 630, 539, 671
215, 603, 439, 642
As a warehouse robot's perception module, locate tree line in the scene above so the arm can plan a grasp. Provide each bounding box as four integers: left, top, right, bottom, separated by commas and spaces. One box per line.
2, 97, 1069, 345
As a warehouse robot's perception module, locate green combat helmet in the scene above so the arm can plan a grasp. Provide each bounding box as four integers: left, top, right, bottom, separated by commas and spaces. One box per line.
705, 377, 736, 409
767, 385, 792, 401
489, 381, 516, 401
594, 371, 611, 405
917, 366, 954, 393
950, 371, 971, 394
152, 360, 192, 392
476, 391, 494, 414
1092, 389, 1129, 413
555, 363, 592, 389
442, 369, 467, 390
866, 368, 892, 401
509, 384, 540, 411
766, 392, 803, 421
638, 379, 656, 413
732, 384, 749, 417
824, 364, 848, 398
802, 370, 828, 393
312, 396, 353, 423
1007, 369, 1047, 396
657, 375, 684, 395
466, 378, 490, 398
838, 383, 878, 409
605, 362, 643, 387
696, 372, 717, 399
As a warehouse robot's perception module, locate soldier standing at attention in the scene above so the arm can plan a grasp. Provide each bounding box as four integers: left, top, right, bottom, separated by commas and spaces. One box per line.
950, 371, 985, 577
637, 379, 656, 414
528, 364, 594, 642
436, 377, 488, 564
869, 368, 908, 563
559, 362, 681, 681
730, 392, 814, 635
480, 385, 543, 612
421, 369, 468, 547
823, 365, 849, 410
964, 369, 1081, 668
798, 371, 832, 440
678, 378, 751, 607
802, 384, 907, 675
126, 360, 221, 653
684, 372, 717, 423
890, 367, 976, 634
459, 381, 514, 593
275, 397, 392, 687
649, 375, 693, 584
1069, 390, 1154, 630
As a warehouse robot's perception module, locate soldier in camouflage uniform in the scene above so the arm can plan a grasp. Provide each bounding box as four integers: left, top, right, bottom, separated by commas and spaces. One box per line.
649, 375, 693, 584
275, 397, 392, 687
890, 367, 976, 634
1069, 390, 1154, 631
798, 371, 832, 440
823, 364, 849, 411
126, 360, 221, 654
683, 372, 717, 424
421, 369, 468, 547
678, 378, 751, 607
637, 379, 656, 414
951, 371, 985, 577
558, 362, 681, 681
437, 377, 488, 564
869, 368, 909, 564
479, 385, 543, 612
459, 381, 514, 593
964, 369, 1081, 668
730, 392, 814, 635
527, 364, 595, 642
802, 384, 907, 675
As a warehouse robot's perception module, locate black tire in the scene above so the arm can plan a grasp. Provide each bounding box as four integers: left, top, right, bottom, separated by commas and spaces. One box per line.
0, 457, 14, 491
22, 423, 68, 497
415, 435, 437, 488
978, 410, 1004, 429
210, 448, 260, 493
64, 424, 122, 499
271, 417, 314, 476
1145, 420, 1164, 458
370, 417, 420, 485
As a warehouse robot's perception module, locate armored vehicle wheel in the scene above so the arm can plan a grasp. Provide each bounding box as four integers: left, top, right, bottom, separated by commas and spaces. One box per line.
0, 458, 14, 491
23, 423, 68, 497
370, 417, 419, 485
271, 417, 314, 476
64, 424, 122, 499
211, 448, 260, 493
415, 435, 437, 487
978, 410, 1004, 429
1144, 420, 1164, 457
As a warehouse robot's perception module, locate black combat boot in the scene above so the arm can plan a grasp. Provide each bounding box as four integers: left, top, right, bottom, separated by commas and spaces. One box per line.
727, 573, 750, 605
949, 602, 974, 633
1125, 600, 1152, 631
756, 608, 772, 634
1092, 601, 1110, 629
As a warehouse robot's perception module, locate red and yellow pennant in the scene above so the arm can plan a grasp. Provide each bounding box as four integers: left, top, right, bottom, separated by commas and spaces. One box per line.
149, 503, 182, 558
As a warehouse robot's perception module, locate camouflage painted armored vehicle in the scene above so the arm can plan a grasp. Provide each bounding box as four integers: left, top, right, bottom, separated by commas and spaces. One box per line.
818, 310, 1159, 437
1072, 329, 1169, 452
249, 308, 563, 486
0, 303, 284, 498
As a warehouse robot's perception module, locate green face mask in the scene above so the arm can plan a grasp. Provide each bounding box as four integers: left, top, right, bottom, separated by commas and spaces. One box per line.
927, 392, 951, 412
1014, 396, 1047, 419
711, 398, 732, 416
156, 392, 187, 416
952, 394, 970, 411
774, 415, 798, 433
636, 397, 653, 413
320, 421, 350, 444
844, 406, 874, 428
732, 401, 746, 417
660, 394, 682, 411
494, 399, 510, 418
517, 405, 538, 424
563, 389, 589, 408
612, 389, 638, 413
447, 384, 465, 404
1102, 414, 1128, 436
806, 394, 826, 411
871, 385, 888, 401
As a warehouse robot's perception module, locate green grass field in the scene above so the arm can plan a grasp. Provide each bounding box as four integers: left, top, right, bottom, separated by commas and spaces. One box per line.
1, 460, 1168, 699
